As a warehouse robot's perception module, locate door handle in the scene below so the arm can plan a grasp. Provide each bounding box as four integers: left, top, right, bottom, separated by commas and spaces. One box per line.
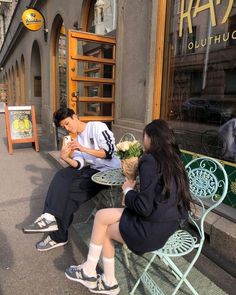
71, 91, 79, 102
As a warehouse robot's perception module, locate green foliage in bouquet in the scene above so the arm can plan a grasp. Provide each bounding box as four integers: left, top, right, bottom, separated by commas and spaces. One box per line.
116, 140, 143, 160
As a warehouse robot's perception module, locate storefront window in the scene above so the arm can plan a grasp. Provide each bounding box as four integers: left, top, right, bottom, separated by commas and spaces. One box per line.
57, 24, 67, 108
163, 0, 236, 164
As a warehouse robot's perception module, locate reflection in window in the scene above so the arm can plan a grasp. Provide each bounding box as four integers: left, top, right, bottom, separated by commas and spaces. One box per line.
225, 70, 236, 94
77, 61, 113, 79
186, 26, 196, 54
190, 72, 202, 95
163, 4, 236, 164
176, 31, 183, 56
228, 15, 236, 47
77, 40, 114, 58
77, 82, 112, 98
57, 24, 67, 108
78, 101, 112, 117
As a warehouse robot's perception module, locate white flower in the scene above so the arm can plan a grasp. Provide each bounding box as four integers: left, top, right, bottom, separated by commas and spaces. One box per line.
129, 140, 138, 147
116, 139, 143, 160
116, 141, 130, 151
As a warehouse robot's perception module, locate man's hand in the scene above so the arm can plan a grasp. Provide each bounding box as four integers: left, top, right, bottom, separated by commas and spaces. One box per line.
60, 144, 71, 161
68, 140, 86, 152
68, 140, 106, 159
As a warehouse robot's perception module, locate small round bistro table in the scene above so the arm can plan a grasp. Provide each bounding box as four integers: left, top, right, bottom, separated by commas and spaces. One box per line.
92, 168, 125, 186
91, 168, 124, 208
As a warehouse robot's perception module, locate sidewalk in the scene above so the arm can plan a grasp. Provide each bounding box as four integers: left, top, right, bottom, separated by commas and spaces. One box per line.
0, 114, 92, 295
0, 113, 235, 294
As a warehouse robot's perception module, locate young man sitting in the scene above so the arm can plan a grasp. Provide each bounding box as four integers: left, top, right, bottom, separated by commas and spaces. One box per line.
23, 107, 121, 251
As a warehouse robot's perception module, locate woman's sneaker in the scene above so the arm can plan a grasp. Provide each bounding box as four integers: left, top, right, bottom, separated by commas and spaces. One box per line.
36, 235, 68, 251
23, 214, 58, 233
65, 265, 97, 289
89, 275, 120, 295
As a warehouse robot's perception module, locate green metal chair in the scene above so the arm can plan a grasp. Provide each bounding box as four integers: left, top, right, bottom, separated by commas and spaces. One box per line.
130, 156, 228, 295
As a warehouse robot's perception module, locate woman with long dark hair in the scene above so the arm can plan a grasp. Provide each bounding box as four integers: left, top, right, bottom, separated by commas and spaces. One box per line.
65, 119, 192, 295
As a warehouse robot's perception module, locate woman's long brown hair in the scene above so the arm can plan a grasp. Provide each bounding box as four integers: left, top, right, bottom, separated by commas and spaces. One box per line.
144, 119, 192, 212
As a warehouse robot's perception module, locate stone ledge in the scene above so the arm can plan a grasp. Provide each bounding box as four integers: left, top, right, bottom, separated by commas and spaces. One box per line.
193, 204, 236, 268
211, 217, 236, 264
193, 205, 221, 235
46, 151, 68, 169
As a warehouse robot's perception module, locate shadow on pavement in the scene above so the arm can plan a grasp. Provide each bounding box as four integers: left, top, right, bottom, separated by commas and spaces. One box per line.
0, 228, 14, 270
15, 163, 56, 231
0, 227, 14, 294
52, 203, 97, 272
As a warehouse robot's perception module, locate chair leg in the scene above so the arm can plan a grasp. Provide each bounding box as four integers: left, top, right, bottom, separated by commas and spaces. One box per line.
130, 252, 157, 295
81, 207, 97, 223
162, 256, 198, 295
159, 255, 181, 280
130, 253, 199, 295
109, 186, 120, 207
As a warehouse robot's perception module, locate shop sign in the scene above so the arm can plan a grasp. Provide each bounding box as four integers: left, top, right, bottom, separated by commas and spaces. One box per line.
22, 8, 44, 31
178, 0, 234, 49
5, 106, 39, 154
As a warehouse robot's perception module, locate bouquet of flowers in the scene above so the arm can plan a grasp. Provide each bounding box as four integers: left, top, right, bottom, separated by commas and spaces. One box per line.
116, 139, 143, 180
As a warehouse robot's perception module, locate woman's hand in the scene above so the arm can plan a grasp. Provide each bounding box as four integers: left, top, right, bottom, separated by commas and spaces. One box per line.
121, 178, 136, 206
122, 178, 136, 191
121, 193, 126, 207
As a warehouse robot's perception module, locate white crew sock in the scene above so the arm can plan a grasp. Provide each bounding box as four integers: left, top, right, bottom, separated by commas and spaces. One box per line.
43, 213, 56, 222
102, 257, 118, 286
82, 242, 103, 277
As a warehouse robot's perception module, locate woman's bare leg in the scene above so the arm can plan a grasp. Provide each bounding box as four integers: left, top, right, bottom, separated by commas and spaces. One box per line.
90, 208, 124, 244
100, 222, 125, 286
102, 222, 124, 258
81, 208, 124, 276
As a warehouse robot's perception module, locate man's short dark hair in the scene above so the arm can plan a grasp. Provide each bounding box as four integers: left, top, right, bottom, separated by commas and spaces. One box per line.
53, 108, 75, 127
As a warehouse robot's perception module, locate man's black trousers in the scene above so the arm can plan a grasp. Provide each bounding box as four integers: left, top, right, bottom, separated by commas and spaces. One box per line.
43, 166, 105, 243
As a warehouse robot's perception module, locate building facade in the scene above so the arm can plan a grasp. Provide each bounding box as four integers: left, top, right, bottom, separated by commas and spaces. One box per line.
0, 0, 235, 264
0, 0, 18, 48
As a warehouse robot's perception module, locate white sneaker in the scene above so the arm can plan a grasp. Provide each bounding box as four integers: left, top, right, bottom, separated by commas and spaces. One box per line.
23, 214, 58, 233
65, 264, 97, 289
90, 274, 120, 295
36, 235, 68, 251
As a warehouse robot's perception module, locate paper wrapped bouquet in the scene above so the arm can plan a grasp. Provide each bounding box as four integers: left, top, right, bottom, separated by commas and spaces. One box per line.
116, 138, 143, 180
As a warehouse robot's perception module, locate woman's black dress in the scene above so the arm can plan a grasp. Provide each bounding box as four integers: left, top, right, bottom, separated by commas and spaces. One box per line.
119, 153, 188, 255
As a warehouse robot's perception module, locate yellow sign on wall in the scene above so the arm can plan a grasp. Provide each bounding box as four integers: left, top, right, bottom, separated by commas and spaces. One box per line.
22, 9, 44, 31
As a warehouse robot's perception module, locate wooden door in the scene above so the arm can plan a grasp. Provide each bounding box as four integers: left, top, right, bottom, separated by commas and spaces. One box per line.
68, 30, 116, 123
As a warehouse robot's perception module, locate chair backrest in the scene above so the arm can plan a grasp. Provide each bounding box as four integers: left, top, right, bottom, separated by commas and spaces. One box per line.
185, 156, 228, 240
